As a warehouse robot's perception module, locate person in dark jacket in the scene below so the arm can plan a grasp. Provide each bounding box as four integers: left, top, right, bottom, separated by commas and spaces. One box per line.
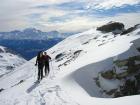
35, 51, 44, 81
43, 52, 51, 76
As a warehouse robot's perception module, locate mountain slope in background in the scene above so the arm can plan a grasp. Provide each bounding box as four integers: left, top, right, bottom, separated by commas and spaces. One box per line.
0, 22, 140, 105
0, 46, 26, 77
0, 38, 63, 60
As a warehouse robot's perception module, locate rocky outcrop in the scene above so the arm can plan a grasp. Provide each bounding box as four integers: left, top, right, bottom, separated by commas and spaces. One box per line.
95, 55, 140, 97
121, 24, 140, 35
55, 53, 65, 62
57, 50, 83, 67
97, 22, 125, 34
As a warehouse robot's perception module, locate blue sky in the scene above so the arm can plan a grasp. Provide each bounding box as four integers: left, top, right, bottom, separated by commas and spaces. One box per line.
0, 0, 140, 32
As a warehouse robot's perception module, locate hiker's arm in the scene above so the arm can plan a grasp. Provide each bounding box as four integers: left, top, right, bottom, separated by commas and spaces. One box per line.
48, 55, 51, 60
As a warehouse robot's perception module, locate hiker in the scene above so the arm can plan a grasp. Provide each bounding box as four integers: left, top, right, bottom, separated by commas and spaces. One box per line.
35, 51, 45, 81
43, 52, 51, 76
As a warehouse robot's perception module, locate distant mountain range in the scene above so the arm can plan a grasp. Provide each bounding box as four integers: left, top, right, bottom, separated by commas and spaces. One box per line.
0, 28, 77, 60
0, 28, 76, 40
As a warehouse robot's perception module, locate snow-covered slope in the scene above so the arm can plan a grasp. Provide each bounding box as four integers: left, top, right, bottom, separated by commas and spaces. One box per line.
0, 24, 140, 105
0, 46, 26, 76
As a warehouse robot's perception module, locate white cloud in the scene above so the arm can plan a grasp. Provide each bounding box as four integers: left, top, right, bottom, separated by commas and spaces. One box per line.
0, 18, 29, 32
86, 0, 140, 9
35, 12, 140, 33
0, 0, 73, 31
40, 8, 69, 20
0, 0, 139, 32
38, 16, 104, 32
0, 0, 32, 31
23, 0, 75, 5
104, 12, 140, 28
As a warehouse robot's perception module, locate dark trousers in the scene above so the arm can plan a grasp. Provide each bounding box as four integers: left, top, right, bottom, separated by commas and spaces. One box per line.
38, 64, 44, 80
45, 62, 50, 76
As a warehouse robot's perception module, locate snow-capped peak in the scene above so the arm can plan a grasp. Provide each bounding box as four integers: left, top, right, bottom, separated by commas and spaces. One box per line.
23, 28, 41, 33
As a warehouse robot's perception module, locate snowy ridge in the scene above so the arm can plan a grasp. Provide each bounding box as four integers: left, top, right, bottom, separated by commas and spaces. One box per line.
0, 46, 26, 76
0, 25, 140, 105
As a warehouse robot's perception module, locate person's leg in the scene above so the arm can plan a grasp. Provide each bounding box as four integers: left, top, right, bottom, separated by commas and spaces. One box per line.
40, 65, 44, 80
47, 64, 50, 74
44, 64, 47, 76
45, 62, 50, 75
38, 66, 41, 80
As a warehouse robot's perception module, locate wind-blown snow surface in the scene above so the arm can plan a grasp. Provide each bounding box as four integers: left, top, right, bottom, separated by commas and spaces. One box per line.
0, 46, 26, 76
0, 27, 140, 105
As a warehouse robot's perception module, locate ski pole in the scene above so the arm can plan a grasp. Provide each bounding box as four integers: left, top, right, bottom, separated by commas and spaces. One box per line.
51, 60, 53, 70
50, 60, 54, 79
34, 66, 37, 80
34, 64, 38, 81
